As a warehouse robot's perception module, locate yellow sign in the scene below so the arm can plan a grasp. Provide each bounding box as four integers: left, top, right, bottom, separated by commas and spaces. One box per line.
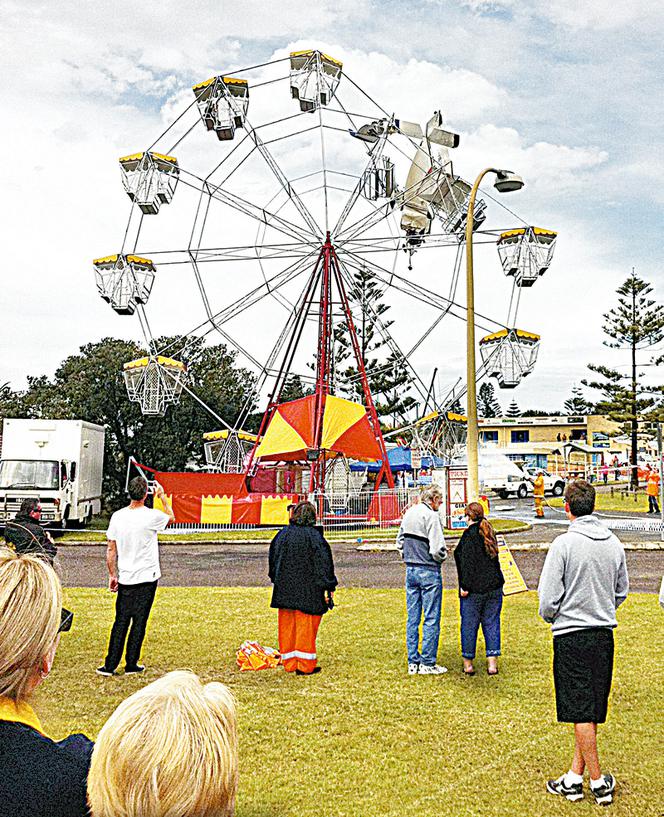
497, 537, 528, 595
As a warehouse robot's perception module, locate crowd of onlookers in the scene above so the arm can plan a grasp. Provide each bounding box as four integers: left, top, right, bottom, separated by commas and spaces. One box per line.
0, 546, 238, 817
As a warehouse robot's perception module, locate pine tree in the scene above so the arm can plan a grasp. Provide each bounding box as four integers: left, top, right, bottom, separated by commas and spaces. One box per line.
582, 271, 664, 487
478, 381, 502, 418
564, 384, 591, 415
506, 399, 520, 418
279, 374, 311, 403
447, 397, 464, 415
334, 266, 417, 424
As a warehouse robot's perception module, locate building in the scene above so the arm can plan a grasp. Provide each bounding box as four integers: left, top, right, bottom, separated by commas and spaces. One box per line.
477, 415, 626, 473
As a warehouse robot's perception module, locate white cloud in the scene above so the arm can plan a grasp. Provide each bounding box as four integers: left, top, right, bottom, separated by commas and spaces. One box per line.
457, 125, 609, 194
0, 1, 659, 418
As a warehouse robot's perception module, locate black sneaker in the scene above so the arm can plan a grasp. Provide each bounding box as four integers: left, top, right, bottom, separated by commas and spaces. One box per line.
124, 665, 145, 674
546, 774, 584, 802
95, 666, 115, 677
591, 774, 615, 806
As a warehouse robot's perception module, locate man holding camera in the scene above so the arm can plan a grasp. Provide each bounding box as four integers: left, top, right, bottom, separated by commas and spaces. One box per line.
538, 480, 628, 806
96, 476, 174, 677
4, 498, 57, 563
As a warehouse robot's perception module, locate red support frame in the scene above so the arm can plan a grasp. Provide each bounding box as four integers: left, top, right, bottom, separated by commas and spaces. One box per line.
245, 232, 395, 494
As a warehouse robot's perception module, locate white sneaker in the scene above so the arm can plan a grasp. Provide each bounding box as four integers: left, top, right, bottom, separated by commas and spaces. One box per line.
408, 663, 420, 675
418, 664, 448, 675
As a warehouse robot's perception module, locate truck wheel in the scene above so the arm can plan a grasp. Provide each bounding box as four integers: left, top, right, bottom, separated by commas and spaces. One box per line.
517, 484, 528, 499
552, 482, 565, 497
498, 491, 508, 500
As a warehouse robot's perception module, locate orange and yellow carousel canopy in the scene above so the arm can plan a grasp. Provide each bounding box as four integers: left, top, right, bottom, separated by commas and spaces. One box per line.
255, 394, 382, 462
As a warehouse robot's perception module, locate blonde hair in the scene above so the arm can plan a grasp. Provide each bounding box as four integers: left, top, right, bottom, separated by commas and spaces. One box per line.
0, 547, 62, 701
88, 670, 238, 817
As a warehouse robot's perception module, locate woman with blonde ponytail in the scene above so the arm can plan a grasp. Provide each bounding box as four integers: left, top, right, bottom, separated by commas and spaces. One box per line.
453, 503, 505, 676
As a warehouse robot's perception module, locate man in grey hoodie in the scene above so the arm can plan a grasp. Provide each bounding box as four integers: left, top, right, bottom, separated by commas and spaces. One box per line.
397, 484, 448, 676
538, 480, 628, 806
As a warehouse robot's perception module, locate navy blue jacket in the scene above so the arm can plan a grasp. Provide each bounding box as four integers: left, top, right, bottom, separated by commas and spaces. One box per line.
269, 524, 338, 616
0, 720, 93, 817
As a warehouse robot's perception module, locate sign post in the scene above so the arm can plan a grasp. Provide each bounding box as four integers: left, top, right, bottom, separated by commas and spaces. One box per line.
445, 466, 468, 530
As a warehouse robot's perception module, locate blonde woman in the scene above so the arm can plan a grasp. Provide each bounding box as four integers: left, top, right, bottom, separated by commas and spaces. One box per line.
0, 547, 92, 817
88, 670, 237, 817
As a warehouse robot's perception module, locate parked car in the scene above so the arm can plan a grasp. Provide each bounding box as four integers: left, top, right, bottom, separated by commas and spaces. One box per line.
486, 467, 566, 500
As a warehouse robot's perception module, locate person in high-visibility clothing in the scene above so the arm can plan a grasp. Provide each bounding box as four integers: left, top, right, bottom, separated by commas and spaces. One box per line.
533, 471, 546, 518
268, 501, 337, 675
646, 469, 660, 514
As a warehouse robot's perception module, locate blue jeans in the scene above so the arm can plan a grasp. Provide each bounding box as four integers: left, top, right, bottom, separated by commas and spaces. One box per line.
460, 588, 503, 659
405, 565, 442, 666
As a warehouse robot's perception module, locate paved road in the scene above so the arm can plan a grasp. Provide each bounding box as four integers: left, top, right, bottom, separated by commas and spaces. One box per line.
57, 541, 664, 593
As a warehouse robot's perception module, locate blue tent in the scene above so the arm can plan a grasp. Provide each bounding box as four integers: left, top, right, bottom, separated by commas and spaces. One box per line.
349, 447, 445, 473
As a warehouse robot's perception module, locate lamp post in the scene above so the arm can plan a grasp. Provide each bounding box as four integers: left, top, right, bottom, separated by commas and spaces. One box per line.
465, 168, 524, 502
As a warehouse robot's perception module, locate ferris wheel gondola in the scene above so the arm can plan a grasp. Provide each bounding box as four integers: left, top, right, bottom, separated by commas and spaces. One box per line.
119, 152, 179, 214
479, 328, 540, 389
123, 356, 187, 416
497, 226, 557, 287
192, 75, 250, 141
94, 254, 156, 315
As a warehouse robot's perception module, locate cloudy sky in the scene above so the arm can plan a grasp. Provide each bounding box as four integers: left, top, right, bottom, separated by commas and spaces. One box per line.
2, 0, 663, 420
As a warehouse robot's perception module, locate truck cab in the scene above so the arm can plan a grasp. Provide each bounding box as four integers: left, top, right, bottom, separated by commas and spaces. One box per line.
0, 420, 105, 529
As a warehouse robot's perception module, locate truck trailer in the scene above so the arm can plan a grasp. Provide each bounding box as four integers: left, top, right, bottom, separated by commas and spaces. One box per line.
0, 419, 105, 528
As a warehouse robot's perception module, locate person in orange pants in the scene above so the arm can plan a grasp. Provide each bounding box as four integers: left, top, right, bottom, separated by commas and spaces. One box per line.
268, 501, 337, 675
533, 472, 545, 518
278, 609, 322, 673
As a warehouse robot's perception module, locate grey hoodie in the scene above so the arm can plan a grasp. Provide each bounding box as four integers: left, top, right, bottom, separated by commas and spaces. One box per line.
396, 502, 447, 569
538, 515, 629, 636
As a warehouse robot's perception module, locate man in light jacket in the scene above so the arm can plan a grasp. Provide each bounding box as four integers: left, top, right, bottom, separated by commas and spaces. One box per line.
538, 480, 628, 806
397, 484, 447, 676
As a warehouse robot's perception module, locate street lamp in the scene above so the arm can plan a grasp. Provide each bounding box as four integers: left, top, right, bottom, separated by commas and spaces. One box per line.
465, 168, 524, 502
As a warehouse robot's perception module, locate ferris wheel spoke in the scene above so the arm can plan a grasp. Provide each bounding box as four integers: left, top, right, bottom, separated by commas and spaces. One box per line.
340, 246, 504, 335
331, 110, 394, 238
178, 169, 317, 247
243, 119, 322, 238
159, 250, 319, 363
335, 258, 440, 410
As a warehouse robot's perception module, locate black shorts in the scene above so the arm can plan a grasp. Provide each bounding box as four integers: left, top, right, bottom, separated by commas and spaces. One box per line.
553, 628, 614, 724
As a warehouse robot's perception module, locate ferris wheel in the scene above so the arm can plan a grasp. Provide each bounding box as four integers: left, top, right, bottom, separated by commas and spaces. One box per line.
93, 48, 556, 489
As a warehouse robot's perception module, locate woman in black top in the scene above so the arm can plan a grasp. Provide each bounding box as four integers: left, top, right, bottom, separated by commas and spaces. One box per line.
453, 502, 505, 676
269, 501, 337, 675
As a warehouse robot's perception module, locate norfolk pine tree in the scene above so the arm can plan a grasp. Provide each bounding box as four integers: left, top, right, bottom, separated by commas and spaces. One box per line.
478, 381, 502, 417
564, 384, 592, 415
334, 266, 417, 425
582, 272, 664, 488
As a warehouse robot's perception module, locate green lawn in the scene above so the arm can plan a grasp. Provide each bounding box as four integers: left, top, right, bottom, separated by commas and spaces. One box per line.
549, 491, 650, 513
36, 588, 661, 816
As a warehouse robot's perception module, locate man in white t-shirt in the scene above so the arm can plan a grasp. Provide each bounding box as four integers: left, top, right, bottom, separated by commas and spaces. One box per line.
96, 476, 174, 676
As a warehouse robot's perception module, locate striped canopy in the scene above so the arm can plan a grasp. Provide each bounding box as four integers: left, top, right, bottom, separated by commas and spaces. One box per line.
255, 394, 382, 462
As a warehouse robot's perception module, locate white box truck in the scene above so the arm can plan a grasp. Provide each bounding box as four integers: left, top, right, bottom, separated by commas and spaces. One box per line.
0, 419, 105, 529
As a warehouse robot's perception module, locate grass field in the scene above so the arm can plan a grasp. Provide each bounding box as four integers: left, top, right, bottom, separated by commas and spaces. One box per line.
36, 588, 662, 816
549, 491, 650, 513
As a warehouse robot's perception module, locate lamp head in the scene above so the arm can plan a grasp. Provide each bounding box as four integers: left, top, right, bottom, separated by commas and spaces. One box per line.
493, 170, 524, 193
